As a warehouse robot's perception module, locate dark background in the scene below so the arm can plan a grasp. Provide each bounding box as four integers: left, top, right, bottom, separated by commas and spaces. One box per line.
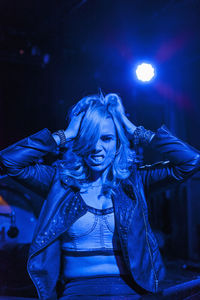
0, 0, 200, 147
0, 0, 200, 297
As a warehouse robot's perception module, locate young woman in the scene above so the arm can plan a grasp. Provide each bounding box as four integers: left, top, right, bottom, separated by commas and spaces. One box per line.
0, 93, 199, 299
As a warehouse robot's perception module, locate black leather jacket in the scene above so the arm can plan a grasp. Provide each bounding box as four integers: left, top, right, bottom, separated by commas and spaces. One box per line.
0, 125, 199, 299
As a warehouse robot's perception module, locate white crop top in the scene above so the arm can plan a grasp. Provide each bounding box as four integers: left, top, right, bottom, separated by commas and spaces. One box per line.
61, 205, 121, 255
60, 201, 128, 280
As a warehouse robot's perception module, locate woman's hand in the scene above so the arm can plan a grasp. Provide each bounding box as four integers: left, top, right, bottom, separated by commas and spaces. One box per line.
120, 113, 137, 137
64, 111, 85, 140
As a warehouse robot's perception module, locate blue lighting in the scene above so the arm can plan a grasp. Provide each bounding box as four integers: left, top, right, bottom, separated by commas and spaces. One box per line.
135, 63, 155, 82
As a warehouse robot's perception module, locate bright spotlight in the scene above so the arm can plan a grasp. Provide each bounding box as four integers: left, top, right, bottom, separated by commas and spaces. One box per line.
135, 63, 155, 82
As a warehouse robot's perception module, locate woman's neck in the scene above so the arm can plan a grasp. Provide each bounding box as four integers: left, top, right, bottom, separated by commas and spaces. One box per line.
89, 178, 103, 189
87, 167, 109, 187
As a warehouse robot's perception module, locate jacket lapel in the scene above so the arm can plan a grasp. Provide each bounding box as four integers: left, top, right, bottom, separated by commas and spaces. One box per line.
113, 182, 137, 231
29, 171, 87, 256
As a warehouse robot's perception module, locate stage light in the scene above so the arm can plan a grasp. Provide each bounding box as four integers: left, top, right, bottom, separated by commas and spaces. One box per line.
135, 63, 155, 82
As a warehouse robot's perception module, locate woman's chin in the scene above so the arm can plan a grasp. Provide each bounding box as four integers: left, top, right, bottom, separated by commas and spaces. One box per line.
87, 162, 111, 177
88, 164, 107, 172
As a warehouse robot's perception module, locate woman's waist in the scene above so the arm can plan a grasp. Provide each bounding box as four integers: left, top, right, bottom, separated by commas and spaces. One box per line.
59, 275, 145, 298
61, 252, 128, 279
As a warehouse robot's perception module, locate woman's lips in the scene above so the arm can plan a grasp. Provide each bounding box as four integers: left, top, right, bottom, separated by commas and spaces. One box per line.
90, 154, 105, 164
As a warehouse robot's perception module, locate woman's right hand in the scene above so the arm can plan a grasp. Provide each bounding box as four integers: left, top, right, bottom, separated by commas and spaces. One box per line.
64, 111, 85, 140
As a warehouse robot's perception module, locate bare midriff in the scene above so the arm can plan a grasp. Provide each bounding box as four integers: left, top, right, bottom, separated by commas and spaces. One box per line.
61, 254, 128, 279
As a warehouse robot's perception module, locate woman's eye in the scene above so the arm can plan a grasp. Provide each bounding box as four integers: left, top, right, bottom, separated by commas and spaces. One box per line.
101, 136, 112, 141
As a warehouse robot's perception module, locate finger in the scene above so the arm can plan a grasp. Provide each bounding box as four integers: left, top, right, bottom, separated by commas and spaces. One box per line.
69, 112, 85, 129
121, 113, 136, 135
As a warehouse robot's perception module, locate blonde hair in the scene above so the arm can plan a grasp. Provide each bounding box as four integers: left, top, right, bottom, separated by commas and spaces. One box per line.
58, 93, 136, 195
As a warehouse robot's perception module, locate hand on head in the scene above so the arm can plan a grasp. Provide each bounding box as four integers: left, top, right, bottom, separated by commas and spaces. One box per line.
64, 111, 85, 140
102, 93, 137, 138
120, 113, 137, 137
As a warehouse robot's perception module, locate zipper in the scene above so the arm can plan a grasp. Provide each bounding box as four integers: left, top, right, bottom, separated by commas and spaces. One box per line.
132, 172, 159, 292
120, 193, 138, 271
139, 193, 159, 292
155, 279, 159, 291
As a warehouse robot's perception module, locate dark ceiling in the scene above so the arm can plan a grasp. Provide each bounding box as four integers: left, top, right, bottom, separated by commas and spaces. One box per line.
0, 0, 200, 149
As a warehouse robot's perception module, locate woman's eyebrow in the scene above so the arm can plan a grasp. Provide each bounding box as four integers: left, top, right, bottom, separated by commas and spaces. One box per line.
101, 133, 115, 137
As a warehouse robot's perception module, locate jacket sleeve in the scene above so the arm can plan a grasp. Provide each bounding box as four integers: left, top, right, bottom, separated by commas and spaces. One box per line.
0, 128, 58, 197
138, 125, 200, 194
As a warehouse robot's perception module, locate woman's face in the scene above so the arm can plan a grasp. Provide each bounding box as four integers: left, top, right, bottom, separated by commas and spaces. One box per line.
84, 117, 117, 175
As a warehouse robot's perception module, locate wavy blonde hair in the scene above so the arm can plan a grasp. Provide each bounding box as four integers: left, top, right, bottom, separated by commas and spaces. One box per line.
58, 93, 137, 195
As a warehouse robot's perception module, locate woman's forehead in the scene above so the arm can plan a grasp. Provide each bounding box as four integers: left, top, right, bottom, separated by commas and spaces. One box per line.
100, 117, 116, 135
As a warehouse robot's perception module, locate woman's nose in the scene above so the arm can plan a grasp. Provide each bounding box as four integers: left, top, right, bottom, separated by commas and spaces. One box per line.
93, 140, 103, 153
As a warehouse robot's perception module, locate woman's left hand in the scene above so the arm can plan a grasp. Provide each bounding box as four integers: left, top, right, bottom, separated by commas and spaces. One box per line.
120, 113, 137, 137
